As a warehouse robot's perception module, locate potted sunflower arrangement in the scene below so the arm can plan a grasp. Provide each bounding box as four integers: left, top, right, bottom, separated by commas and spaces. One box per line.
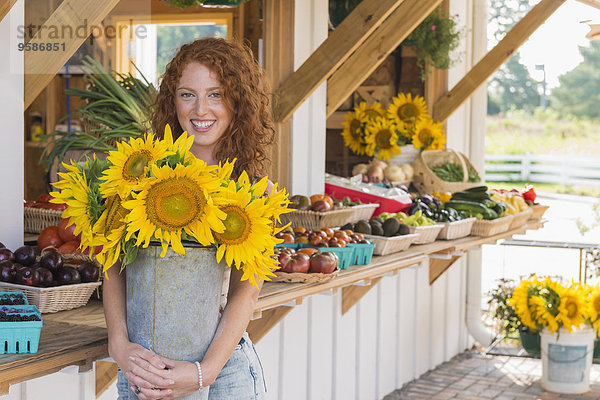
340, 92, 446, 163
49, 126, 292, 373
508, 276, 600, 394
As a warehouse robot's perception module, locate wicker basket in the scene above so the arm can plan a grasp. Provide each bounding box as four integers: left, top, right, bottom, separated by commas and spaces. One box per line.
279, 204, 378, 230
470, 215, 514, 237
408, 224, 445, 244
437, 218, 476, 240
508, 208, 533, 230
530, 204, 549, 220
24, 207, 62, 234
363, 233, 419, 256
412, 149, 483, 194
271, 269, 339, 284
0, 281, 102, 313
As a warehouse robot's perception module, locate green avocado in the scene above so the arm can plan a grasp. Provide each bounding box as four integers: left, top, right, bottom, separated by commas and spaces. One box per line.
354, 220, 371, 235
382, 218, 400, 237
371, 223, 384, 236
370, 216, 384, 225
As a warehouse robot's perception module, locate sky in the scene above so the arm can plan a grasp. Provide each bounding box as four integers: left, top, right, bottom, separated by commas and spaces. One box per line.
516, 0, 600, 89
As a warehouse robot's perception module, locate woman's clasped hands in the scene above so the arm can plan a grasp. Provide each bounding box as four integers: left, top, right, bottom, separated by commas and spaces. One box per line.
113, 340, 207, 399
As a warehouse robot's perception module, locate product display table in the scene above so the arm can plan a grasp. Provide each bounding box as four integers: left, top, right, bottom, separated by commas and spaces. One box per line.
0, 219, 545, 393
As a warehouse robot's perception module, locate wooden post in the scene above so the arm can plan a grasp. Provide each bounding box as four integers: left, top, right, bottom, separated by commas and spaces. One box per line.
326, 0, 442, 118
263, 0, 294, 189
432, 0, 566, 123
247, 305, 294, 343
24, 0, 120, 109
0, 0, 16, 23
273, 0, 406, 123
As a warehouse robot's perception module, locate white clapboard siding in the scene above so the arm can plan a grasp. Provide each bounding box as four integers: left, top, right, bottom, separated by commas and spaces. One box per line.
255, 257, 470, 400
0, 368, 95, 400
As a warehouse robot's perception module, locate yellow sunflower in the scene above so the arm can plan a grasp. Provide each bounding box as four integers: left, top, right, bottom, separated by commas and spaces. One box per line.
529, 295, 559, 333
355, 101, 386, 122
262, 182, 293, 225
212, 178, 281, 285
92, 195, 129, 273
411, 118, 445, 150
341, 111, 367, 155
213, 158, 236, 183
364, 118, 401, 161
122, 162, 226, 257
50, 161, 97, 248
590, 287, 600, 322
557, 289, 588, 332
387, 93, 429, 127
509, 279, 538, 331
239, 253, 279, 288
162, 124, 196, 164
100, 133, 172, 199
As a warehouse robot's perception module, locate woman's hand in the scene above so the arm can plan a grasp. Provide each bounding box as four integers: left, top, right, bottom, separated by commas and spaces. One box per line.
128, 356, 210, 399
109, 338, 175, 395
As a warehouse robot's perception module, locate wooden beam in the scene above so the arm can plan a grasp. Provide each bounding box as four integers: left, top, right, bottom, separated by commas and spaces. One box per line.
429, 256, 460, 285
326, 0, 442, 118
576, 0, 600, 11
0, 0, 16, 24
273, 0, 406, 123
24, 0, 120, 109
96, 361, 118, 398
341, 277, 382, 315
247, 305, 294, 343
263, 0, 294, 189
432, 0, 566, 123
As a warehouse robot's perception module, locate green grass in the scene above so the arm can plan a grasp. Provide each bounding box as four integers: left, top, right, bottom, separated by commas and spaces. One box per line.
485, 109, 600, 197
486, 109, 600, 155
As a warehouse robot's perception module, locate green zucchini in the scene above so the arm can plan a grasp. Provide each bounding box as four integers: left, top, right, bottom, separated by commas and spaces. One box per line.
444, 200, 495, 220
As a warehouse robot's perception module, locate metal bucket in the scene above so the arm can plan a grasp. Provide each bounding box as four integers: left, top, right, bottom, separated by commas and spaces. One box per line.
126, 244, 226, 399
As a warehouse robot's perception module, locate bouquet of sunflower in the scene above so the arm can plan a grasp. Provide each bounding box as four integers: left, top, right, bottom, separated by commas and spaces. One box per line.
49, 125, 292, 287
508, 276, 600, 335
340, 92, 446, 162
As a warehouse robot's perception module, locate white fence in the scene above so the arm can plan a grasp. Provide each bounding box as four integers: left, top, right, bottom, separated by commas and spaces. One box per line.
485, 154, 600, 187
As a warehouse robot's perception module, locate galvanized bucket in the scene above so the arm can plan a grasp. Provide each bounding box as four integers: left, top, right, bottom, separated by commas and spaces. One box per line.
126, 244, 226, 399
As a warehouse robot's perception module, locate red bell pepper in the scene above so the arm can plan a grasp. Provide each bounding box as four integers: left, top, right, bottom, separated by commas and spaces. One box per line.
522, 185, 536, 203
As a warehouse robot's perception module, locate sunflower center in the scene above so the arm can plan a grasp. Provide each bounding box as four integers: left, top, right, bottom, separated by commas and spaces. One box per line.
350, 119, 362, 139
146, 177, 205, 230
397, 104, 419, 122
214, 205, 251, 245
375, 129, 393, 149
565, 300, 578, 318
594, 297, 600, 313
365, 109, 383, 120
123, 150, 152, 181
418, 129, 432, 143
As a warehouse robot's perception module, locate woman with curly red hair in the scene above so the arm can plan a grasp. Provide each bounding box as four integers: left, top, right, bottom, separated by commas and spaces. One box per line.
104, 38, 274, 399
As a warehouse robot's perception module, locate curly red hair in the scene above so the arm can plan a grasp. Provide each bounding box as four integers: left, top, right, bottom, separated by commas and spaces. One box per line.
151, 38, 275, 178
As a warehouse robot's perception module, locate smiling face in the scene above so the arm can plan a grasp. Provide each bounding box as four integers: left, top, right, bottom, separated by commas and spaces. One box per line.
175, 62, 234, 164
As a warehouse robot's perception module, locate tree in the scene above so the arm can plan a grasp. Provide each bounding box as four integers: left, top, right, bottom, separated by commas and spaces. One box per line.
549, 41, 600, 119
489, 53, 540, 113
487, 0, 540, 114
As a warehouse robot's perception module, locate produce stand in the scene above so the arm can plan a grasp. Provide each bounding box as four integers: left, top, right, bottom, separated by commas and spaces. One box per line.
0, 219, 545, 394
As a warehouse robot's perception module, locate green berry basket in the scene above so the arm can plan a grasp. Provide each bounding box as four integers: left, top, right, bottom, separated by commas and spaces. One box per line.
346, 242, 375, 265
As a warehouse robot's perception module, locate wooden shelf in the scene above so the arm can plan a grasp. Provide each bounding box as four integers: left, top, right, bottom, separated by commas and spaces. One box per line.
0, 218, 546, 392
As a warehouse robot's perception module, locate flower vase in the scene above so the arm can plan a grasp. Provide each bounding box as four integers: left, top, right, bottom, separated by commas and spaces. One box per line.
126, 244, 227, 399
389, 145, 420, 165
540, 327, 596, 394
518, 330, 540, 357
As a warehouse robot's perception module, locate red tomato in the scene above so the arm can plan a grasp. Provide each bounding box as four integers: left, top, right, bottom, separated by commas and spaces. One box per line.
58, 218, 80, 242
57, 240, 82, 255
37, 194, 54, 203
38, 226, 64, 251
48, 203, 68, 211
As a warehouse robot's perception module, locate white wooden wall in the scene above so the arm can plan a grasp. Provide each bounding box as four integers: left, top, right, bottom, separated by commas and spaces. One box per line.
0, 0, 24, 251
256, 259, 470, 400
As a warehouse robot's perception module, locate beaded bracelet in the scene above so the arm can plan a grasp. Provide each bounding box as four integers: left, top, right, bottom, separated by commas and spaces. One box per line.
194, 361, 203, 389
